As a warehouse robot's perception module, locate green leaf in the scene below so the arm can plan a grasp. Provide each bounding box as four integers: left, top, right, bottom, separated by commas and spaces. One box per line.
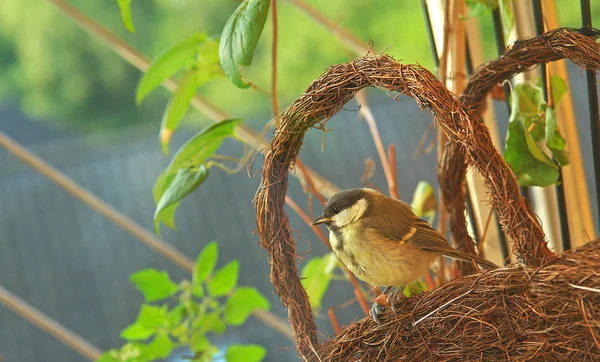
225, 344, 266, 362
410, 181, 436, 219
154, 166, 209, 234
224, 287, 270, 326
465, 0, 497, 17
117, 0, 135, 33
499, 0, 513, 38
152, 171, 177, 235
160, 69, 199, 154
194, 38, 224, 87
207, 260, 239, 297
544, 105, 557, 145
146, 334, 173, 359
165, 119, 243, 176
550, 75, 568, 105
129, 269, 178, 302
504, 121, 559, 187
300, 254, 335, 311
550, 147, 570, 166
96, 351, 120, 362
166, 305, 185, 328
136, 33, 207, 104
195, 310, 226, 334
118, 342, 146, 362
194, 241, 219, 287
120, 304, 168, 341
191, 334, 211, 352
219, 0, 270, 88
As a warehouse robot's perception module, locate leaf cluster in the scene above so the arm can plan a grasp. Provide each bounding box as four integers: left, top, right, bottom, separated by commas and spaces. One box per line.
97, 242, 270, 362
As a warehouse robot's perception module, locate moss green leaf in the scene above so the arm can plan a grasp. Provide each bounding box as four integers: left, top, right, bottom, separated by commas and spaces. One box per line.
145, 334, 173, 359
159, 69, 199, 155
154, 166, 209, 234
225, 344, 266, 362
129, 269, 178, 302
165, 119, 242, 177
300, 254, 335, 311
206, 260, 239, 297
136, 33, 207, 104
219, 0, 270, 88
193, 241, 219, 287
116, 0, 135, 33
224, 287, 270, 326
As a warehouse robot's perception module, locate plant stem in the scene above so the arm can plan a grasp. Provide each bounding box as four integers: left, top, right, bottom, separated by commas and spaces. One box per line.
270, 0, 280, 117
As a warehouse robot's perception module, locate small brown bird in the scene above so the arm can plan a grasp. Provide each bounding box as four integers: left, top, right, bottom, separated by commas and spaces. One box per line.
311, 188, 498, 322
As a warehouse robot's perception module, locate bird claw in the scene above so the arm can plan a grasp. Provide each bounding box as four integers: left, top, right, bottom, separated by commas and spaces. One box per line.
369, 301, 386, 323
389, 290, 404, 313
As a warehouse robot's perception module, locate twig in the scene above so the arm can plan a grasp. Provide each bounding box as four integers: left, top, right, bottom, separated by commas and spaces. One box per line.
355, 90, 399, 199
0, 285, 102, 360
270, 0, 280, 117
296, 159, 327, 205
327, 308, 342, 334
387, 144, 400, 199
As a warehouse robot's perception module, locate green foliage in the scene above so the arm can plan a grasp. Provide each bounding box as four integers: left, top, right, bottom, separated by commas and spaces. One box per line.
219, 0, 271, 88
465, 0, 513, 38
116, 0, 135, 33
98, 242, 270, 362
410, 181, 436, 224
153, 119, 242, 235
504, 76, 570, 187
300, 252, 338, 312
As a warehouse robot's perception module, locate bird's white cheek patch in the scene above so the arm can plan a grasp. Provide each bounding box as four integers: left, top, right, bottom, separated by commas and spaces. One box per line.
332, 198, 368, 227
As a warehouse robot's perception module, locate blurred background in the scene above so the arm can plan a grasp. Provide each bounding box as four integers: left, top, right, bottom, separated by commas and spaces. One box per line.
1, 0, 600, 361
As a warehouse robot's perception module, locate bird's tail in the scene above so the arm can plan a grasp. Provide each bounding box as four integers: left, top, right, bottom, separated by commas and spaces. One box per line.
443, 250, 499, 270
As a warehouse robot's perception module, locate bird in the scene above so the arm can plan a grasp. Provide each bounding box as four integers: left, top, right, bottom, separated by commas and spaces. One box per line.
311, 188, 498, 323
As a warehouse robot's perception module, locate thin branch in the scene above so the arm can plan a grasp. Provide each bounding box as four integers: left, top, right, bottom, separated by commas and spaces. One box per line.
327, 308, 342, 334
0, 131, 295, 341
270, 0, 280, 117
0, 285, 102, 360
355, 90, 399, 199
296, 159, 327, 205
387, 144, 400, 199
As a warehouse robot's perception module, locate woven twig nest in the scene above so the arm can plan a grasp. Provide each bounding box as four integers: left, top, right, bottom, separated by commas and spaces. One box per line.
254, 28, 600, 361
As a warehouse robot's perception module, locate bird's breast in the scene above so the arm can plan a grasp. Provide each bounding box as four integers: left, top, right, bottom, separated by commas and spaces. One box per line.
329, 226, 439, 287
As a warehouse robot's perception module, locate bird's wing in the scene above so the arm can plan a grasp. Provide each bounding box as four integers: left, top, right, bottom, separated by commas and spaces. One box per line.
409, 219, 498, 269
362, 198, 417, 241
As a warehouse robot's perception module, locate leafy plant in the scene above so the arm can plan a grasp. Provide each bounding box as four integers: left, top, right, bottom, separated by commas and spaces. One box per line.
504, 76, 570, 187
97, 241, 270, 362
465, 0, 513, 38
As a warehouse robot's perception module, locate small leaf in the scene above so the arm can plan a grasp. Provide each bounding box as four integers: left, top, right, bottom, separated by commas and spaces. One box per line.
207, 261, 239, 297
121, 304, 168, 341
165, 119, 243, 177
550, 147, 570, 166
550, 75, 568, 105
96, 351, 120, 362
544, 105, 557, 145
136, 33, 207, 104
225, 344, 266, 362
224, 287, 270, 326
160, 69, 199, 154
146, 334, 173, 359
219, 0, 270, 88
194, 38, 224, 87
410, 181, 436, 219
166, 305, 185, 328
195, 311, 226, 334
154, 166, 209, 233
499, 0, 513, 38
152, 171, 177, 235
465, 0, 496, 17
118, 342, 146, 361
117, 0, 135, 33
130, 269, 178, 302
300, 255, 334, 311
191, 334, 210, 352
194, 241, 219, 286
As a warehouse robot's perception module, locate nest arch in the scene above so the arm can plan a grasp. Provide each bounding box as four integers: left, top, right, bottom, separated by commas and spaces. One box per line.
254, 28, 600, 361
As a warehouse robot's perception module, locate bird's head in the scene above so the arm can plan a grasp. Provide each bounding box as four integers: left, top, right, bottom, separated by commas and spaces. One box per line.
311, 188, 373, 229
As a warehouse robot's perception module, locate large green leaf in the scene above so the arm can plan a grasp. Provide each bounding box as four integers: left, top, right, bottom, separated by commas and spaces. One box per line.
136, 33, 207, 104
117, 0, 135, 33
219, 0, 270, 88
193, 241, 219, 288
164, 119, 242, 177
145, 334, 173, 360
225, 344, 266, 362
206, 261, 239, 297
154, 166, 209, 234
159, 69, 199, 155
300, 253, 336, 311
129, 269, 178, 302
224, 287, 270, 326
504, 121, 559, 187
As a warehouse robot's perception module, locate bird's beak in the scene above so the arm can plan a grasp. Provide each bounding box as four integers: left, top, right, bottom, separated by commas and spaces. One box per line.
311, 215, 333, 225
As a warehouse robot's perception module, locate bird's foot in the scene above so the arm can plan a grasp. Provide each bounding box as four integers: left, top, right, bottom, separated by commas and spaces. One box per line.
369, 301, 385, 323
388, 289, 405, 313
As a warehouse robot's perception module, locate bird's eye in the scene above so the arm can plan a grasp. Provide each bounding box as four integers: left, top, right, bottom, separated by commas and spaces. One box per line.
333, 207, 340, 214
